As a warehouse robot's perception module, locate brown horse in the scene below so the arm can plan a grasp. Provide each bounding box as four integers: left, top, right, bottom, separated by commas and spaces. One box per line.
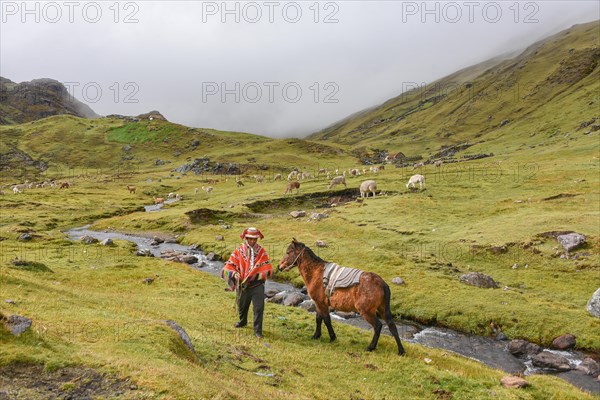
278, 239, 405, 355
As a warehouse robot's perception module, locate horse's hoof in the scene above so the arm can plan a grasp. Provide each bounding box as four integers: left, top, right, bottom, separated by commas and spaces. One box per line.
312, 334, 321, 340
329, 336, 337, 342
366, 346, 376, 352
398, 351, 406, 356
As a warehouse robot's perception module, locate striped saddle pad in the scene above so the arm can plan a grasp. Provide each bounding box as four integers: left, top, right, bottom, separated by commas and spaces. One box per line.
323, 262, 363, 297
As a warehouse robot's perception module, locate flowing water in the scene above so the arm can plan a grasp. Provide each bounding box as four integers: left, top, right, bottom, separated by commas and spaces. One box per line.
66, 226, 599, 394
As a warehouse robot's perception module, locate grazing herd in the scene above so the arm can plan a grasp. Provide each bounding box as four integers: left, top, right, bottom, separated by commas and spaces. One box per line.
3, 164, 428, 204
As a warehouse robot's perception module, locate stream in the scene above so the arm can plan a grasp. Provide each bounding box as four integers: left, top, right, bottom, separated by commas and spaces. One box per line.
67, 226, 599, 394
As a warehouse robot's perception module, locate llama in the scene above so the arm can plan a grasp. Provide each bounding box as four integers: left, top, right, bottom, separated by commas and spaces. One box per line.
360, 180, 377, 198
127, 185, 136, 194
328, 176, 347, 189
284, 181, 300, 195
406, 174, 426, 190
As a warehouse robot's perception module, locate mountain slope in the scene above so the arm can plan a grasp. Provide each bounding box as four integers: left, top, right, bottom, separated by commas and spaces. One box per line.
309, 21, 600, 161
0, 77, 98, 124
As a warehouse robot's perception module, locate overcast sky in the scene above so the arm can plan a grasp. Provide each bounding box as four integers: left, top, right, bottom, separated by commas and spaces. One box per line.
1, 1, 598, 137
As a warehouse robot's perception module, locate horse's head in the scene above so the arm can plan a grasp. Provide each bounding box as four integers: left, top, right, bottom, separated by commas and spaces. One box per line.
278, 238, 305, 272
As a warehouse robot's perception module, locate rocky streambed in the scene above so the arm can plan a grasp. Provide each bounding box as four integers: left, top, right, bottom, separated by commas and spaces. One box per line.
66, 226, 599, 394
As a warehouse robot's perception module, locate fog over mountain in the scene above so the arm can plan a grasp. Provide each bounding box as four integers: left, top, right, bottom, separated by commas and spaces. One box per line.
1, 1, 598, 137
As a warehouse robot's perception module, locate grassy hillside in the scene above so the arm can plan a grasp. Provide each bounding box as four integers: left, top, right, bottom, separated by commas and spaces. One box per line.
310, 21, 600, 162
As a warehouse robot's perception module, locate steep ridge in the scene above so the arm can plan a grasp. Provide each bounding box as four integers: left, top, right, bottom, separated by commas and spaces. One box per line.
309, 21, 600, 159
0, 77, 98, 124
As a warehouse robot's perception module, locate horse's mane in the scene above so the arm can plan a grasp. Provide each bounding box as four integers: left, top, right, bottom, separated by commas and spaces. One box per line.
298, 242, 326, 264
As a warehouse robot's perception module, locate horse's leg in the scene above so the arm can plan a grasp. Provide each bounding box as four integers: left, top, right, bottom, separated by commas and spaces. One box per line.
362, 313, 383, 351
322, 312, 336, 342
385, 318, 406, 356
381, 283, 406, 355
313, 314, 323, 339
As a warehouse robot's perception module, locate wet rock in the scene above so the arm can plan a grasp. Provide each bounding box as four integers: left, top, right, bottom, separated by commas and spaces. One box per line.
179, 255, 198, 264
575, 358, 600, 377
508, 339, 542, 357
205, 252, 216, 261
392, 277, 405, 285
496, 332, 508, 341
17, 233, 32, 242
136, 249, 154, 257
551, 334, 576, 350
80, 235, 98, 244
557, 233, 586, 253
459, 272, 498, 288
283, 292, 306, 307
150, 236, 164, 246
267, 291, 286, 304
586, 288, 600, 318
3, 315, 32, 336
290, 210, 306, 218
100, 238, 113, 246
333, 311, 358, 319
265, 288, 280, 298
500, 376, 529, 389
298, 300, 316, 312
531, 351, 572, 371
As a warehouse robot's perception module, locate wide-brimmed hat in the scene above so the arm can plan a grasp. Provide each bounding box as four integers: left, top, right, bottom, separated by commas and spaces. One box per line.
240, 227, 264, 240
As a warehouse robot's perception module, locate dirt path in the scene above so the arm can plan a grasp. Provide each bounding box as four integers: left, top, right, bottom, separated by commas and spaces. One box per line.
0, 363, 143, 400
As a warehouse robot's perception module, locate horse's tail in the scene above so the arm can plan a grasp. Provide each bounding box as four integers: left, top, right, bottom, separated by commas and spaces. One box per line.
382, 282, 394, 322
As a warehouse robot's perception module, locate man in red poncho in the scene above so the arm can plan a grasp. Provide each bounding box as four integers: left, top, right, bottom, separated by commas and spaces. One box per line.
220, 227, 273, 338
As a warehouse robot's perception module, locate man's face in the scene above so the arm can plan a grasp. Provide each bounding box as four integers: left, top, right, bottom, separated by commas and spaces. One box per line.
246, 237, 258, 246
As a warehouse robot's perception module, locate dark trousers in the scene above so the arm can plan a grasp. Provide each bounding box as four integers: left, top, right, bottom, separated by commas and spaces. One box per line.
237, 283, 265, 335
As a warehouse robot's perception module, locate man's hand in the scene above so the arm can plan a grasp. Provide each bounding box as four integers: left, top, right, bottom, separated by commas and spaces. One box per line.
233, 272, 240, 281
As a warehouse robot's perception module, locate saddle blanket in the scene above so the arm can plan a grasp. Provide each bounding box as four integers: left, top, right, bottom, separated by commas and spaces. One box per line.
323, 262, 363, 297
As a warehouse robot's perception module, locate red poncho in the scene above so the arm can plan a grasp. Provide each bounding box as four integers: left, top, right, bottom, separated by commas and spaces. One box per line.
220, 242, 273, 291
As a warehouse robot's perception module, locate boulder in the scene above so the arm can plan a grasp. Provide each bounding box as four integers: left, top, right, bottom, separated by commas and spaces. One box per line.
215, 235, 224, 241
205, 252, 216, 261
267, 291, 286, 304
309, 213, 329, 222
315, 240, 327, 247
508, 339, 542, 357
80, 235, 98, 244
392, 277, 405, 285
530, 351, 572, 371
500, 376, 529, 389
136, 249, 154, 257
290, 210, 306, 218
551, 334, 576, 350
100, 238, 113, 246
283, 292, 306, 307
575, 358, 600, 377
298, 300, 316, 312
459, 272, 498, 288
265, 288, 280, 298
557, 233, 586, 253
3, 315, 32, 336
586, 288, 600, 318
150, 236, 164, 246
17, 233, 32, 242
164, 320, 197, 357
